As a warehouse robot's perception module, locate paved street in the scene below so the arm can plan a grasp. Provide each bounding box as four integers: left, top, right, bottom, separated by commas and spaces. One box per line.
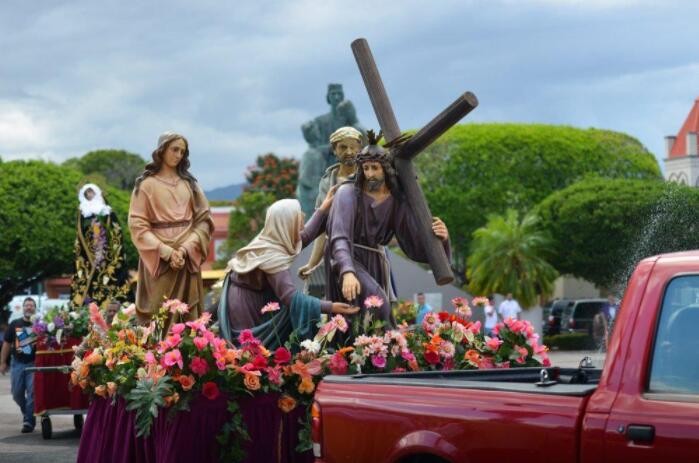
0, 349, 605, 462
0, 374, 80, 463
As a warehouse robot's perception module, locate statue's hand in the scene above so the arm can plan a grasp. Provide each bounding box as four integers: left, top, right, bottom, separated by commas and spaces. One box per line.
342, 272, 361, 301
298, 264, 313, 279
330, 303, 360, 316
169, 249, 185, 270
319, 185, 339, 212
432, 217, 449, 241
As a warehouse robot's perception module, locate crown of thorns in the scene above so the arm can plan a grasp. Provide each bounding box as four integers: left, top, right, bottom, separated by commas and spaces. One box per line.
356, 130, 391, 164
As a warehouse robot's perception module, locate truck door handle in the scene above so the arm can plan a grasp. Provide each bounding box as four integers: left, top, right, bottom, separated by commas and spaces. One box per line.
626, 425, 655, 444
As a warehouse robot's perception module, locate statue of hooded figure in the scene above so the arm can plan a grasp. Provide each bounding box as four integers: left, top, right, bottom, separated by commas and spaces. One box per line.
70, 183, 131, 307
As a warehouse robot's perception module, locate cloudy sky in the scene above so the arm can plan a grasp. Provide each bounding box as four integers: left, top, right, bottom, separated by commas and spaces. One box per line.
1, 0, 698, 190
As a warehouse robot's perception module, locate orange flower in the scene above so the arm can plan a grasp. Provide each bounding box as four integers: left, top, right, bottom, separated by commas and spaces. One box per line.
290, 360, 310, 378
465, 349, 481, 366
244, 373, 261, 391
107, 382, 117, 397
164, 392, 180, 407
79, 379, 88, 389
85, 351, 103, 366
94, 385, 107, 398
79, 363, 90, 378
70, 371, 79, 386
177, 375, 196, 391
278, 394, 297, 413
298, 377, 315, 394
337, 346, 355, 355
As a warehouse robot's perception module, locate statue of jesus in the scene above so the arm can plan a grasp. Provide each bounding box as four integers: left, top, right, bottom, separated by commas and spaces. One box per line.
325, 131, 450, 327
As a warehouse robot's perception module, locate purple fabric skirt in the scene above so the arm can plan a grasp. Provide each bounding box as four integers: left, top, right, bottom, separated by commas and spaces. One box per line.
77, 393, 313, 463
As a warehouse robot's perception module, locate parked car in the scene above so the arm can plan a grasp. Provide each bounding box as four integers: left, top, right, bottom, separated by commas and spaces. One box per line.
543, 299, 573, 335
560, 298, 606, 336
311, 250, 699, 462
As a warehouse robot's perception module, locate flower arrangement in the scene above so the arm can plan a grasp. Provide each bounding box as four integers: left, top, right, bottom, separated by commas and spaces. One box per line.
393, 300, 417, 325
72, 295, 550, 462
33, 305, 90, 348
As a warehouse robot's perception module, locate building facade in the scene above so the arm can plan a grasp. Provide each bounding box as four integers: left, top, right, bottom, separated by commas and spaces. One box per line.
665, 97, 699, 185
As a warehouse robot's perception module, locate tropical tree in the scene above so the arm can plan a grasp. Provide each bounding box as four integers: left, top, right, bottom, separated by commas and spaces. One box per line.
415, 123, 661, 284
536, 177, 699, 289
0, 160, 135, 307
63, 149, 146, 190
467, 209, 558, 308
245, 153, 299, 200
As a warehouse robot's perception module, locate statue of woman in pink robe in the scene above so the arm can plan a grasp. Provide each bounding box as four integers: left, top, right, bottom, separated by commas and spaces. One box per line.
128, 132, 214, 324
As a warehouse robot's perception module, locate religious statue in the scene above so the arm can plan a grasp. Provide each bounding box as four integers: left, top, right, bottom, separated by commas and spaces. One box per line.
70, 183, 131, 307
325, 131, 450, 327
296, 83, 365, 217
217, 194, 358, 349
128, 132, 214, 324
298, 126, 364, 297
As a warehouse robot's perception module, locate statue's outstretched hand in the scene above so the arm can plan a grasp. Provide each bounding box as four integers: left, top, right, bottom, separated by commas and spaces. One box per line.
342, 272, 361, 301
319, 185, 339, 212
331, 303, 360, 315
432, 217, 449, 241
298, 263, 314, 279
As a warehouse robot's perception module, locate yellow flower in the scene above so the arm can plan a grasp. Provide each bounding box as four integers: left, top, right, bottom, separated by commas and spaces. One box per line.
298, 377, 315, 394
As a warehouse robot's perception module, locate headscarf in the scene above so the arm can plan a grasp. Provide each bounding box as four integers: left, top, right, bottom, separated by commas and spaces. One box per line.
78, 183, 112, 218
225, 199, 304, 275
329, 126, 363, 145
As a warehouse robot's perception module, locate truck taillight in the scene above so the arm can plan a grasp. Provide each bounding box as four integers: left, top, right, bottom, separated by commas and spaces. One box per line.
311, 401, 322, 458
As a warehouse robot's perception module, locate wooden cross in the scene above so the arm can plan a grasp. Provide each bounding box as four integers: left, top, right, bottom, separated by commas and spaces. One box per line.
351, 38, 478, 285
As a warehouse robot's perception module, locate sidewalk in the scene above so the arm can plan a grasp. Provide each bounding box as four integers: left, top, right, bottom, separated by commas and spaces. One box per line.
0, 374, 79, 463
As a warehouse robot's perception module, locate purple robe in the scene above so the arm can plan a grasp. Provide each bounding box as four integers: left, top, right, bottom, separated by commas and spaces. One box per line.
226, 209, 331, 331
325, 183, 450, 326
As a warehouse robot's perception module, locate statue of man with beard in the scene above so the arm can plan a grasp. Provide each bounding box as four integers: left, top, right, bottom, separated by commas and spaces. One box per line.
324, 131, 450, 329
299, 126, 364, 297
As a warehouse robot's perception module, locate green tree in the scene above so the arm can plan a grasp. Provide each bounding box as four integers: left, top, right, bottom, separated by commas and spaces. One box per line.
467, 209, 558, 308
63, 149, 146, 190
536, 177, 699, 289
245, 153, 299, 200
214, 190, 276, 269
415, 123, 661, 284
0, 161, 136, 307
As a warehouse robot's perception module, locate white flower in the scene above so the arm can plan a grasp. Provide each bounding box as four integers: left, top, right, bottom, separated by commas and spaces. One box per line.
47, 322, 55, 333
69, 311, 80, 320
300, 339, 321, 355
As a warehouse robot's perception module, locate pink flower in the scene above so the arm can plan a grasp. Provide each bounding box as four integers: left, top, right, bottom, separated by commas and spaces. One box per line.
514, 345, 529, 364
122, 304, 136, 316
331, 314, 349, 333
496, 361, 511, 369
237, 329, 255, 345
170, 323, 186, 336
486, 337, 503, 352
162, 349, 183, 370
370, 355, 386, 369
479, 356, 495, 369
193, 336, 208, 351
438, 341, 456, 359
542, 356, 552, 367
261, 302, 281, 314
471, 296, 489, 307
392, 367, 406, 373
329, 353, 349, 375
202, 381, 219, 400
89, 302, 109, 332
165, 334, 182, 349
470, 321, 482, 333
363, 295, 384, 309
266, 366, 284, 385
455, 305, 472, 319
422, 312, 439, 333
164, 299, 190, 315
144, 351, 156, 365
451, 297, 468, 308
190, 356, 209, 376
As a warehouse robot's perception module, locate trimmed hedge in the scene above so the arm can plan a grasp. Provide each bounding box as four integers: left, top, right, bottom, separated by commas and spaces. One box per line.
414, 123, 661, 276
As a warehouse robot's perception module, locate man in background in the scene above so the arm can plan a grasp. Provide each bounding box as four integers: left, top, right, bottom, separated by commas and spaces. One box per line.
415, 293, 433, 325
498, 292, 522, 321
0, 297, 38, 433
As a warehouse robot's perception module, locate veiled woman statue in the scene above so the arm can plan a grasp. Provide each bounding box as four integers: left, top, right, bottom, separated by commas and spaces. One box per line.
218, 195, 358, 349
70, 183, 131, 307
128, 132, 214, 324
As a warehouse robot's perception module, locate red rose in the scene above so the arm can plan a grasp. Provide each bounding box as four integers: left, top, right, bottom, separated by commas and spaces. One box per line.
253, 355, 268, 369
424, 350, 440, 365
274, 347, 292, 365
438, 312, 450, 322
202, 381, 220, 400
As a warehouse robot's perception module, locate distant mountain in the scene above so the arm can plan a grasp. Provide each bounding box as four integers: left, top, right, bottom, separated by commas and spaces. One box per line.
205, 182, 245, 201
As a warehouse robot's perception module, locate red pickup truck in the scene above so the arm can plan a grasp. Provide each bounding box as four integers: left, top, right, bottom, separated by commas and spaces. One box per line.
311, 251, 699, 462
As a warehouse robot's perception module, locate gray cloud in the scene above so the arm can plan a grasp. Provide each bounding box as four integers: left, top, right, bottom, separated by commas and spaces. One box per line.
1, 0, 698, 189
